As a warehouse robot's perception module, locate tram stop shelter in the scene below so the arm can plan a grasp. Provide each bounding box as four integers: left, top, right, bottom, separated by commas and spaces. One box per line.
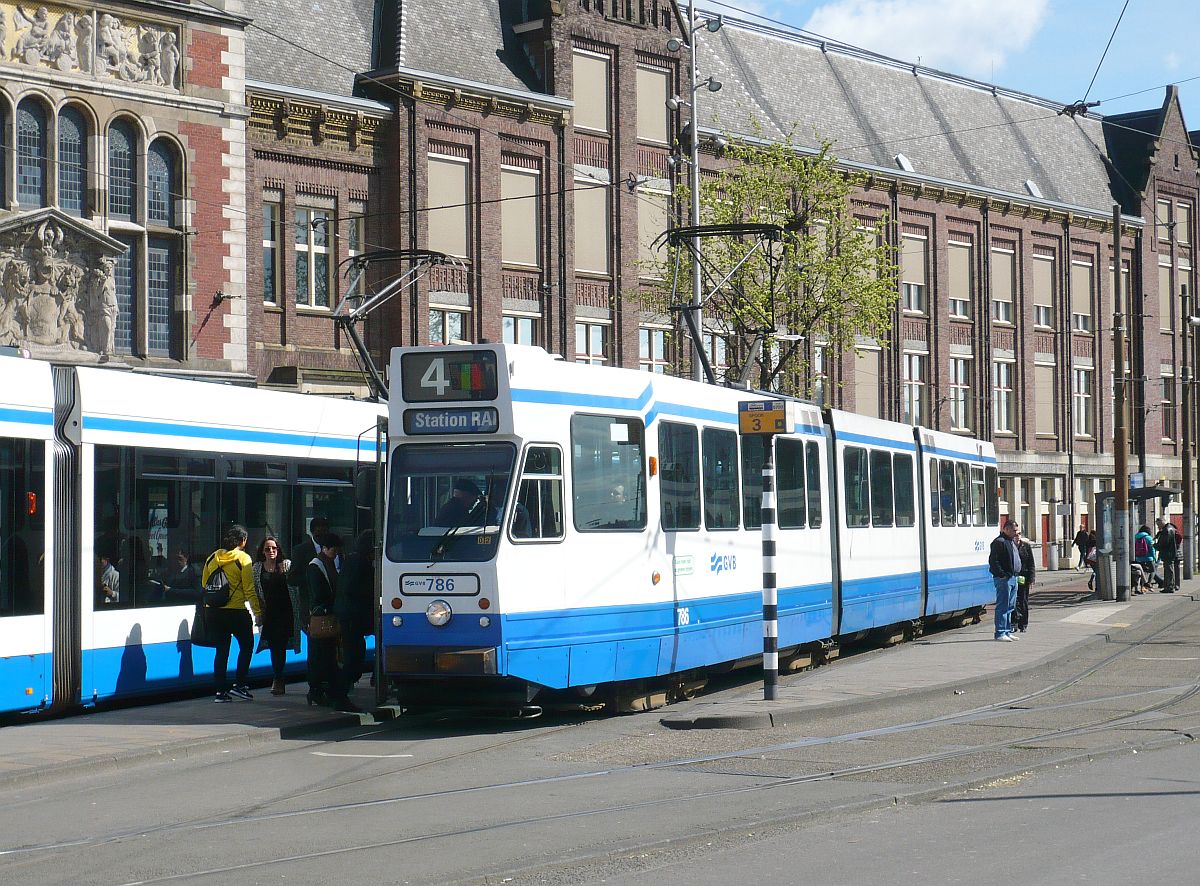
1092, 486, 1180, 600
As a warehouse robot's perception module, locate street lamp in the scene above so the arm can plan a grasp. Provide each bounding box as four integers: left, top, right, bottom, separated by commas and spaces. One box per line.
667, 10, 724, 381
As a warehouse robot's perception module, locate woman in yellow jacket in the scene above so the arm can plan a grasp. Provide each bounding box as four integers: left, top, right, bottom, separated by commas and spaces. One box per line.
201, 524, 262, 702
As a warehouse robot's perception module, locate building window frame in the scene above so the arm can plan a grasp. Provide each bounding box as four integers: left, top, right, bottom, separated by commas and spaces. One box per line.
430, 304, 470, 345
947, 240, 972, 320
990, 246, 1015, 325
1072, 366, 1094, 438
576, 320, 609, 365
503, 313, 540, 346
639, 325, 670, 373
1162, 374, 1176, 443
57, 105, 89, 216
16, 98, 48, 209
948, 356, 973, 432
993, 359, 1015, 434
901, 350, 928, 427
294, 206, 331, 310
262, 197, 281, 304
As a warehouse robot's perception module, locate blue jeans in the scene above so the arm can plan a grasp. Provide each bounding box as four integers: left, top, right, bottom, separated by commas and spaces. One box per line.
993, 576, 1017, 638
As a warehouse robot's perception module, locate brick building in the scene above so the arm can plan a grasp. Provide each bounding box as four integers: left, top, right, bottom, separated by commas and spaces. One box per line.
3, 1, 1198, 555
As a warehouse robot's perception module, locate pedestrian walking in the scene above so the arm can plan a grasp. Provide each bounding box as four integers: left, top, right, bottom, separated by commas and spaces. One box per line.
304, 532, 342, 707
988, 519, 1021, 641
1014, 528, 1036, 632
1086, 530, 1099, 592
1155, 518, 1180, 594
252, 536, 296, 695
1073, 525, 1090, 571
201, 525, 261, 702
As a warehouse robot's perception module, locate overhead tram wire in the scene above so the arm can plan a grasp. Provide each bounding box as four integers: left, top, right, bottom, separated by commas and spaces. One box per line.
1081, 0, 1132, 104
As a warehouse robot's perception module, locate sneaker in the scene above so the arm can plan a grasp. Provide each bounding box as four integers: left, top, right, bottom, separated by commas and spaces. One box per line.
1007, 632, 1020, 641
995, 635, 1014, 642
229, 685, 254, 701
214, 691, 233, 703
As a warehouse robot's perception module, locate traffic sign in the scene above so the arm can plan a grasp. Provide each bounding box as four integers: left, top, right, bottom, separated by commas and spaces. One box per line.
738, 399, 795, 435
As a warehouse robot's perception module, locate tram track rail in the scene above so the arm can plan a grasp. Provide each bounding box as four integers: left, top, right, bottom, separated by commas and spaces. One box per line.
4, 602, 1199, 884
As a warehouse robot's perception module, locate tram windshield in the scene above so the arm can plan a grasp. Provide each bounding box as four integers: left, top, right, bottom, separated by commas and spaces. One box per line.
385, 442, 517, 562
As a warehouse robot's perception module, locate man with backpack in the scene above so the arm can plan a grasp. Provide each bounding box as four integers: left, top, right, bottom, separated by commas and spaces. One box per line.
201, 524, 261, 702
1155, 517, 1180, 594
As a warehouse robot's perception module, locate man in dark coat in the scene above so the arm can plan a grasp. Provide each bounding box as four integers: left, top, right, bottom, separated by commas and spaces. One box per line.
1014, 528, 1036, 632
1155, 518, 1180, 594
988, 520, 1021, 641
304, 532, 346, 708
1073, 525, 1090, 571
288, 515, 329, 621
335, 530, 375, 703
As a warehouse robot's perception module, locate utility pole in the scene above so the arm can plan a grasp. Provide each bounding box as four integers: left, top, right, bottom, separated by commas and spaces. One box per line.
1183, 284, 1194, 580
687, 1, 704, 382
1112, 204, 1130, 602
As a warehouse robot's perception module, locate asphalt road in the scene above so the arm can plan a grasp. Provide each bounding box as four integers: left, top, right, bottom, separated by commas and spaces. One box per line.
2, 602, 1198, 885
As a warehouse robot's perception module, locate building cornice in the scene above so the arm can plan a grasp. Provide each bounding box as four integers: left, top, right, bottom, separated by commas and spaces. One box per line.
248, 92, 385, 157
368, 67, 571, 128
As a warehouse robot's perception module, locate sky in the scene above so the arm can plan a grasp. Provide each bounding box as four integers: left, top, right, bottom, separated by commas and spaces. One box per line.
699, 0, 1200, 127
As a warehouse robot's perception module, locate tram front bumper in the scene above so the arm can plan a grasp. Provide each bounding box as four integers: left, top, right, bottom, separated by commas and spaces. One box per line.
385, 645, 498, 676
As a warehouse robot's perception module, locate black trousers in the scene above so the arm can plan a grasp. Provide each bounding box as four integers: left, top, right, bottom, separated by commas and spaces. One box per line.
307, 635, 339, 694
211, 606, 253, 693
1013, 580, 1030, 630
338, 625, 366, 697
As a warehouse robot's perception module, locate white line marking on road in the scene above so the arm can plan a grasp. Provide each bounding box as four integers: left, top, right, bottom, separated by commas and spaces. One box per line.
1136, 657, 1200, 661
1060, 605, 1130, 624
311, 752, 415, 759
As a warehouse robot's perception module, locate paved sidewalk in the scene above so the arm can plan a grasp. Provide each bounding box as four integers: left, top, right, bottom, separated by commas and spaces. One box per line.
1, 571, 1193, 788
660, 572, 1197, 729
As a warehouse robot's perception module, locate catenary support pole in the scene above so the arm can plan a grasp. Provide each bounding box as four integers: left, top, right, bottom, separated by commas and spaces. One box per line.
1113, 204, 1130, 603
760, 435, 778, 700
1184, 285, 1194, 581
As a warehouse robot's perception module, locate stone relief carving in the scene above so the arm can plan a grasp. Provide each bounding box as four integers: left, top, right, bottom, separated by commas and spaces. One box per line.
0, 210, 128, 362
0, 3, 182, 88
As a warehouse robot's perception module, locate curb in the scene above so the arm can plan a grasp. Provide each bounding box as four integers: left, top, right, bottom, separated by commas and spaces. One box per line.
660, 592, 1197, 730
0, 705, 400, 793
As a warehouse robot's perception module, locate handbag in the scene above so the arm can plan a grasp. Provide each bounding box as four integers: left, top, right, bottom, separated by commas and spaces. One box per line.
307, 613, 341, 640
190, 603, 216, 648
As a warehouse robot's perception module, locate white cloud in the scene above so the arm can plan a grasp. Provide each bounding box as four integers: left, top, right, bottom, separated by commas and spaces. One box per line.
801, 0, 1048, 79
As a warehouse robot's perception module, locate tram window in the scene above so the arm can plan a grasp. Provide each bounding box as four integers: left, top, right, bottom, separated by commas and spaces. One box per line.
140, 452, 216, 479
702, 427, 739, 530
571, 415, 647, 532
985, 466, 1000, 526
226, 459, 288, 481
741, 436, 766, 529
894, 453, 915, 527
971, 465, 987, 526
0, 438, 45, 618
869, 450, 893, 527
844, 446, 870, 527
955, 461, 971, 526
297, 463, 354, 484
939, 459, 957, 526
776, 437, 806, 529
806, 441, 822, 528
658, 422, 700, 530
512, 445, 564, 540
928, 459, 940, 526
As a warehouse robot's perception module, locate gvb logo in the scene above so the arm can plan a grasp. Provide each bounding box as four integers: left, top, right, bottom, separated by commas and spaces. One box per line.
710, 553, 737, 574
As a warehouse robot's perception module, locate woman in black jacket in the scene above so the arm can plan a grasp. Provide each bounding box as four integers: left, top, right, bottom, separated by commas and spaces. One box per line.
1014, 529, 1036, 632
252, 536, 295, 695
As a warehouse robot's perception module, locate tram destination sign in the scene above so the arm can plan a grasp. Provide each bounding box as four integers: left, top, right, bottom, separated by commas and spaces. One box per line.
738, 399, 796, 435
401, 350, 499, 403
404, 407, 500, 435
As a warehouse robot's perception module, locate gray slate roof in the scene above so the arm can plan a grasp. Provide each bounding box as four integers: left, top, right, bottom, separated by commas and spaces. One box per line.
702, 19, 1119, 213
398, 0, 539, 94
244, 0, 379, 98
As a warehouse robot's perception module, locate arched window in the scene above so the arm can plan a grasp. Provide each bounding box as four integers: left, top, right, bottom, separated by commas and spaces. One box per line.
146, 140, 176, 227
107, 119, 136, 221
17, 99, 47, 208
58, 106, 88, 216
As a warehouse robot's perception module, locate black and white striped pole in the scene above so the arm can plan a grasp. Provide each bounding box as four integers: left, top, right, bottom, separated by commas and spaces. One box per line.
738, 399, 796, 702
760, 434, 779, 700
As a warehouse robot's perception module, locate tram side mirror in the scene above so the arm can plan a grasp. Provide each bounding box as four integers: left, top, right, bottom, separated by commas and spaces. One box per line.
354, 468, 378, 510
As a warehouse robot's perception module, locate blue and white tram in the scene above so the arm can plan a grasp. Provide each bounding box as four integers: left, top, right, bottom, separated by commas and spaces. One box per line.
0, 354, 384, 715
0, 356, 54, 713
380, 343, 999, 707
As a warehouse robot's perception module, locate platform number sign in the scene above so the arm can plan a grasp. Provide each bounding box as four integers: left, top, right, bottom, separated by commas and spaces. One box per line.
401, 350, 499, 403
738, 399, 795, 436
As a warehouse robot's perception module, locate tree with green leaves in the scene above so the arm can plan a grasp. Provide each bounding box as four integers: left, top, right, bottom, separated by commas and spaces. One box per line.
639, 131, 899, 394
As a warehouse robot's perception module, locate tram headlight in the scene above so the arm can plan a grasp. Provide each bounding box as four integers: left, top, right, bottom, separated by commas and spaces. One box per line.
426, 599, 453, 627
391, 615, 403, 627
